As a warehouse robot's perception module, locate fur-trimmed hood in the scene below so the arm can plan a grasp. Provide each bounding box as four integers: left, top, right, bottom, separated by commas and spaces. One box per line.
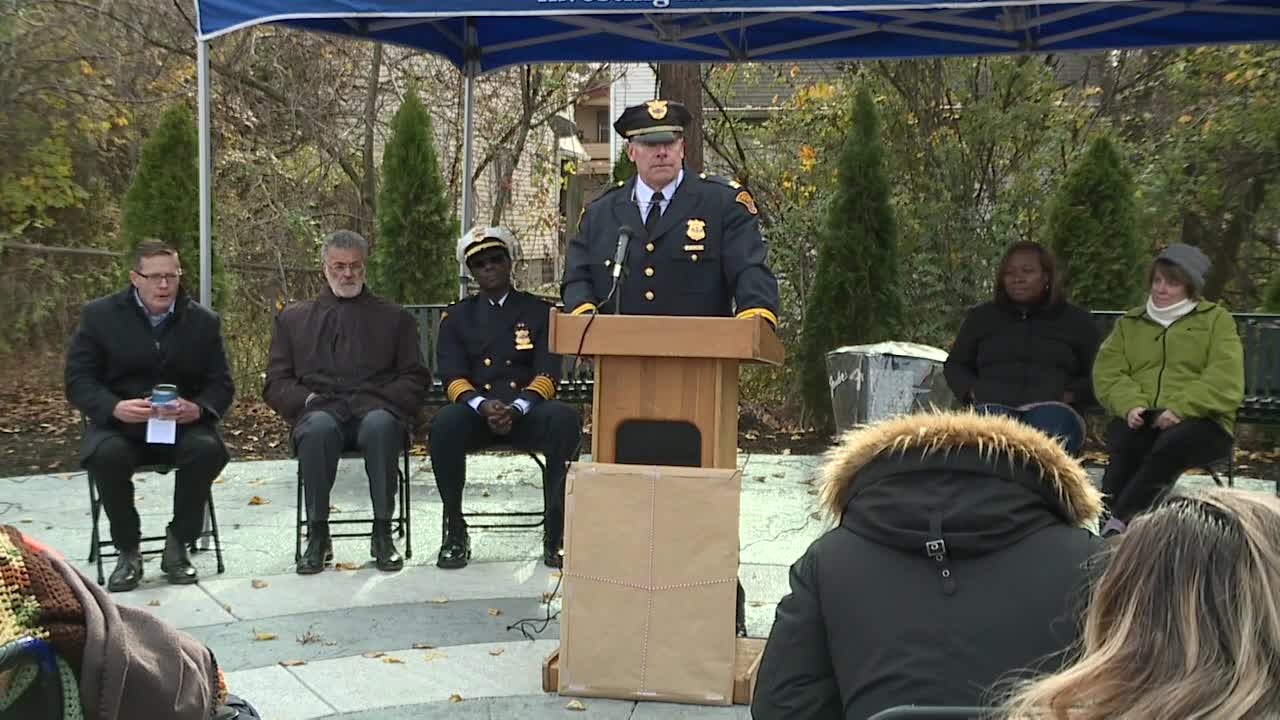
819, 412, 1102, 557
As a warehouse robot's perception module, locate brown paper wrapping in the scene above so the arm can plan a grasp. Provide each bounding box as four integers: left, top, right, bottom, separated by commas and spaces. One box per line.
558, 461, 741, 705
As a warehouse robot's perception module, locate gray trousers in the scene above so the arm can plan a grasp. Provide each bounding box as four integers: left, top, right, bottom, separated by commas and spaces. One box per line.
294, 409, 402, 524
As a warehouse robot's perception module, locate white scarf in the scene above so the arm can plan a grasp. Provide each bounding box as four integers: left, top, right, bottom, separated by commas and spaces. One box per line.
1145, 296, 1196, 327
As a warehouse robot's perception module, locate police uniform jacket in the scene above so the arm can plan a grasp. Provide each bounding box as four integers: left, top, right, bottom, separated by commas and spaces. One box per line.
561, 174, 779, 324
437, 290, 561, 407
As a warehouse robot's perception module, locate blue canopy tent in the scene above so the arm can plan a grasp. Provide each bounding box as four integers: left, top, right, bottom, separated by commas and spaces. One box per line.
190, 0, 1280, 305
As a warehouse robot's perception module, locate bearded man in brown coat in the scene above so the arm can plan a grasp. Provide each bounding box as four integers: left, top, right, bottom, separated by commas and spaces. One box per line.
264, 230, 430, 575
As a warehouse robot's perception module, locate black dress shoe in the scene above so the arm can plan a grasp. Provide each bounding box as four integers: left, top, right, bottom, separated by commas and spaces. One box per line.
371, 521, 404, 572
436, 515, 471, 570
107, 548, 143, 592
161, 527, 198, 585
297, 524, 332, 575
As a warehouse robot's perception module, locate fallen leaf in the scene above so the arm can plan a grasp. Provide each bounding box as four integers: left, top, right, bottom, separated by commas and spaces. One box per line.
222, 603, 233, 613
147, 599, 161, 607
566, 699, 587, 711
247, 478, 265, 486
251, 579, 268, 589
254, 631, 278, 641
297, 630, 322, 645
422, 649, 448, 662
488, 648, 505, 656
362, 651, 385, 659
381, 656, 405, 664
429, 596, 449, 604
19, 518, 32, 523
486, 607, 502, 616
247, 495, 269, 506
213, 477, 225, 484
279, 659, 307, 667
449, 694, 464, 703
335, 561, 362, 571
412, 642, 436, 649
781, 448, 792, 456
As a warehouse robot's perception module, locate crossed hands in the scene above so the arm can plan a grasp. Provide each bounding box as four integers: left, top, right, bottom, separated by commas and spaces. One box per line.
113, 397, 202, 425
479, 399, 520, 436
1126, 406, 1181, 431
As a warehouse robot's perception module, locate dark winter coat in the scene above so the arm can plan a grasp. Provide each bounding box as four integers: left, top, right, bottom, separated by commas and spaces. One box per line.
64, 287, 234, 463
944, 300, 1100, 410
752, 412, 1106, 720
263, 285, 430, 426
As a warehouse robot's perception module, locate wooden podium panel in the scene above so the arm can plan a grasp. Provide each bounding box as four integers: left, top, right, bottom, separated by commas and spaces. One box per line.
548, 312, 783, 468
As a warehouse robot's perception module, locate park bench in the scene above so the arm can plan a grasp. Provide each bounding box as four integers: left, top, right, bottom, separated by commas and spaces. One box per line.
1089, 310, 1280, 492
404, 303, 595, 410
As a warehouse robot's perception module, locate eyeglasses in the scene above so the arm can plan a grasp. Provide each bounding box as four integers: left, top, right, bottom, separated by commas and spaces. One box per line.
134, 270, 182, 284
327, 262, 365, 274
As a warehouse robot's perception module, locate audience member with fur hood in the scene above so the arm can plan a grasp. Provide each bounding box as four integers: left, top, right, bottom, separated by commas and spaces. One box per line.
752, 411, 1106, 720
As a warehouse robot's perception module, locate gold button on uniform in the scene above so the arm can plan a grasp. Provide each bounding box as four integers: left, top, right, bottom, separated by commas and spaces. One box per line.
645, 291, 655, 301
505, 360, 512, 366
604, 259, 612, 267
691, 254, 699, 262
644, 267, 655, 277
484, 383, 492, 390
646, 243, 655, 252
510, 381, 518, 389
483, 357, 492, 366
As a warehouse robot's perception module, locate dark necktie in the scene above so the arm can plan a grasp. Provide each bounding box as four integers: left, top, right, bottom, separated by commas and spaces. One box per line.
645, 191, 664, 236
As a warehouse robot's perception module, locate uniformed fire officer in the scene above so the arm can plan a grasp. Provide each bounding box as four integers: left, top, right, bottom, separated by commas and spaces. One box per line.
560, 99, 780, 637
561, 98, 779, 325
431, 226, 582, 570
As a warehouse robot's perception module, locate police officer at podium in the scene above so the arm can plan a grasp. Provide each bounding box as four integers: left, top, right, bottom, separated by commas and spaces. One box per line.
431, 226, 582, 570
560, 100, 780, 636
561, 99, 779, 324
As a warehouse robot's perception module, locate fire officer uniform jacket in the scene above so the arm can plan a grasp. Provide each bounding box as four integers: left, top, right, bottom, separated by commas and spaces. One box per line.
561, 173, 780, 325
436, 289, 561, 407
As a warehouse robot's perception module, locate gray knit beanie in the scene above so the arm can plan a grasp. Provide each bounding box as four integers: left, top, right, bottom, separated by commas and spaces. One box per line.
1155, 243, 1210, 293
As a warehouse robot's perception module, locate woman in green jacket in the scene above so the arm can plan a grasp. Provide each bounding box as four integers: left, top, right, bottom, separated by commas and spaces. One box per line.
1092, 244, 1244, 536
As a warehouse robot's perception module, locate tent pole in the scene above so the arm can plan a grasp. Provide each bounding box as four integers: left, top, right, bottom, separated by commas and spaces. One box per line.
197, 38, 213, 308
458, 21, 478, 300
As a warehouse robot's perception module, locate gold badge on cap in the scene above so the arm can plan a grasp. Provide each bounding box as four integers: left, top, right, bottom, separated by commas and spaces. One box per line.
514, 323, 534, 351
735, 190, 758, 216
645, 100, 669, 120
686, 219, 706, 242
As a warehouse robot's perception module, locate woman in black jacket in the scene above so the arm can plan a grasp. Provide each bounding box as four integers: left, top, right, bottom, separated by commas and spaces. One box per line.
752, 411, 1106, 720
943, 241, 1100, 455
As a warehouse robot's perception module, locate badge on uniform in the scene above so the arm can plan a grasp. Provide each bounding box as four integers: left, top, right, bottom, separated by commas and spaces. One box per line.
514, 323, 534, 351
645, 100, 669, 119
686, 219, 706, 241
735, 190, 758, 215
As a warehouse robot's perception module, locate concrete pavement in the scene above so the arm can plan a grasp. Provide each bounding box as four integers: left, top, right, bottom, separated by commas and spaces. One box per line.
2, 450, 1270, 718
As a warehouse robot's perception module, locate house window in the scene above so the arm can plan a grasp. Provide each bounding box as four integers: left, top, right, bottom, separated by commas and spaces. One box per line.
595, 109, 610, 143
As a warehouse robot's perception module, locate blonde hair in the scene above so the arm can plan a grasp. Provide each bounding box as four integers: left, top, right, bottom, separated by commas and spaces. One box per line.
1001, 488, 1280, 719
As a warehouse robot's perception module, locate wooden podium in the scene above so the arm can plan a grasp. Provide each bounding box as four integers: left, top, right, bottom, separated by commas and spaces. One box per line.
548, 312, 784, 469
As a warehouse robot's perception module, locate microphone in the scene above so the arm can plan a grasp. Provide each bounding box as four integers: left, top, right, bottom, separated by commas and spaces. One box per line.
612, 225, 635, 280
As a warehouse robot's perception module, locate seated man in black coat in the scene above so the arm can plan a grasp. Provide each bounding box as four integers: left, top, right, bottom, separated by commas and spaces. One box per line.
431, 226, 581, 570
64, 239, 235, 592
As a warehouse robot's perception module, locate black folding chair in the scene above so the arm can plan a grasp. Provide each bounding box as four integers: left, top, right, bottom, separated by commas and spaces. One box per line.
87, 468, 225, 586
461, 443, 548, 530
293, 432, 413, 561
866, 706, 994, 720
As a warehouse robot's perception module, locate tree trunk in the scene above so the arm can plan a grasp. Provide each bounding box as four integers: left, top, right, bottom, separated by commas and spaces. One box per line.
360, 43, 383, 246
658, 64, 704, 173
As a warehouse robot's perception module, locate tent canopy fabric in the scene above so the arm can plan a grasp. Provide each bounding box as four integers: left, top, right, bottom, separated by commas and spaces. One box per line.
195, 1, 1280, 73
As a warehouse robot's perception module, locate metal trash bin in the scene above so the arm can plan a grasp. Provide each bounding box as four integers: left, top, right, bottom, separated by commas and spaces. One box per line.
826, 341, 955, 432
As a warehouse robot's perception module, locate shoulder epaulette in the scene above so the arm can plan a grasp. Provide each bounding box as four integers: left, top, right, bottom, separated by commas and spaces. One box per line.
696, 172, 744, 190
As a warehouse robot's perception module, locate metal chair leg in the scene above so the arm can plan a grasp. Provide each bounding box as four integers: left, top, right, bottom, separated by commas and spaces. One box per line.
295, 464, 305, 563
402, 440, 412, 560
206, 494, 225, 574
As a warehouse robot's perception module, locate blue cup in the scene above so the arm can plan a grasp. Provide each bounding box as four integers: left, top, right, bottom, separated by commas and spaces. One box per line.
151, 384, 179, 407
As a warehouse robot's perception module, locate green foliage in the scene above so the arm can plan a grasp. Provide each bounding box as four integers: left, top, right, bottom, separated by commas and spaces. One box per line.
1044, 136, 1143, 310
369, 83, 458, 303
1263, 268, 1280, 313
611, 146, 636, 185
119, 104, 229, 306
799, 87, 904, 431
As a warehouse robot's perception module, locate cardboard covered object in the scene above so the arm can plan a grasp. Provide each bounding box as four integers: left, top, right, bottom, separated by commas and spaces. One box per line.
558, 462, 742, 705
